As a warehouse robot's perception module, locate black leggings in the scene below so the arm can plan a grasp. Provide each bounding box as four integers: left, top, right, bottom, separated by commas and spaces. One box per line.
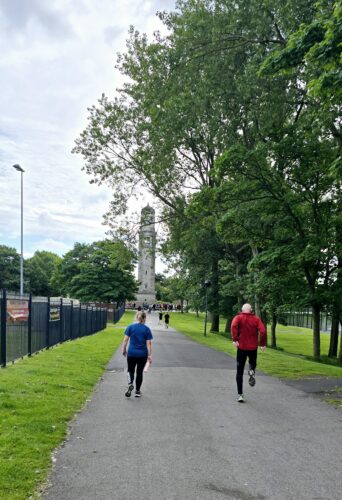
236, 348, 257, 395
127, 356, 148, 391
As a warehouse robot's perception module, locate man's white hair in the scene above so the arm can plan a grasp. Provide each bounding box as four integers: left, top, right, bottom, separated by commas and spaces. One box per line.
242, 303, 252, 313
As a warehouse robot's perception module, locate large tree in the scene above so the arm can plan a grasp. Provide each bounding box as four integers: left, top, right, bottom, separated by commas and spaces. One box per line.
25, 251, 62, 297
52, 240, 138, 303
0, 245, 20, 291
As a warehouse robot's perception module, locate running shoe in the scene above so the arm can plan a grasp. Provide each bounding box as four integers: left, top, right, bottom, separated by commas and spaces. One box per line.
125, 384, 134, 397
248, 369, 256, 387
237, 394, 244, 403
135, 390, 142, 397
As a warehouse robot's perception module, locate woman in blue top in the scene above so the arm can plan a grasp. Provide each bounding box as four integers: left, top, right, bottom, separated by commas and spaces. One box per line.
122, 310, 153, 397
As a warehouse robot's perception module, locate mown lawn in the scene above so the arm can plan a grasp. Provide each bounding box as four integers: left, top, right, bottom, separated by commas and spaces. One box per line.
168, 312, 342, 379
269, 323, 333, 358
0, 319, 125, 500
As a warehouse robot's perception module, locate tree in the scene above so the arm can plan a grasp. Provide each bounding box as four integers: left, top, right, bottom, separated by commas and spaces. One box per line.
0, 245, 20, 291
25, 251, 62, 296
215, 119, 341, 358
52, 240, 138, 303
260, 0, 342, 105
51, 243, 91, 297
258, 0, 342, 358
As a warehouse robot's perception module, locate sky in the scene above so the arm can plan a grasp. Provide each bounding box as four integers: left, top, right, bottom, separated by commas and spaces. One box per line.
0, 0, 175, 269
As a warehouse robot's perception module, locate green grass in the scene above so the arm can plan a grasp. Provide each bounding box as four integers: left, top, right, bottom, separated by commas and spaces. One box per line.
268, 323, 333, 358
118, 310, 136, 326
0, 317, 126, 500
168, 312, 342, 379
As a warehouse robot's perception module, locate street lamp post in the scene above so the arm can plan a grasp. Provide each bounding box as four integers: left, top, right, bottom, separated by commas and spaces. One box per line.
12, 164, 24, 295
204, 280, 211, 336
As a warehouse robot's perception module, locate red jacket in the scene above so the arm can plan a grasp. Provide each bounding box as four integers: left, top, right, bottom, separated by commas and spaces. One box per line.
231, 312, 266, 350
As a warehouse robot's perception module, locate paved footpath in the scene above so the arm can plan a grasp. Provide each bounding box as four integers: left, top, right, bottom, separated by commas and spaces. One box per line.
43, 312, 342, 500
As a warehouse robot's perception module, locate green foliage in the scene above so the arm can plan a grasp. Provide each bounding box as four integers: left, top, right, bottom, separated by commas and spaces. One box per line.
52, 240, 138, 302
25, 251, 62, 296
0, 245, 20, 291
260, 0, 342, 103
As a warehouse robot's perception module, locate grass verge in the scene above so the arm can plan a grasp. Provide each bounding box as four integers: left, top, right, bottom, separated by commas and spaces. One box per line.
0, 319, 125, 500
169, 313, 342, 379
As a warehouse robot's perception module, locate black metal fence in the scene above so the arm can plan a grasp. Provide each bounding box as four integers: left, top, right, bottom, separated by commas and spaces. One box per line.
83, 302, 125, 324
0, 290, 111, 367
280, 309, 341, 333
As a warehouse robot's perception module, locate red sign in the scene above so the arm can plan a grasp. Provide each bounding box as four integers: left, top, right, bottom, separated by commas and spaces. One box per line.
7, 299, 29, 322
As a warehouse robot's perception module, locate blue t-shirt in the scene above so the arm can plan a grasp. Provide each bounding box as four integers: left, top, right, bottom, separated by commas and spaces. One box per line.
125, 322, 153, 357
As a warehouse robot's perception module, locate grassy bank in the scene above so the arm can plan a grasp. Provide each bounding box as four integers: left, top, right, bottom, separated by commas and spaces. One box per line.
168, 313, 342, 379
0, 320, 125, 500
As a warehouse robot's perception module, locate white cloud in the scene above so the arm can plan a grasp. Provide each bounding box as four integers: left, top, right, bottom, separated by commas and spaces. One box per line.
24, 238, 72, 258
0, 0, 176, 267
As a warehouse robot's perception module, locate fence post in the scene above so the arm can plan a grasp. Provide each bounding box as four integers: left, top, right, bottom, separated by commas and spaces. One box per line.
28, 293, 32, 357
59, 298, 63, 343
85, 306, 88, 335
1, 289, 7, 367
70, 300, 73, 340
79, 304, 82, 337
46, 297, 50, 349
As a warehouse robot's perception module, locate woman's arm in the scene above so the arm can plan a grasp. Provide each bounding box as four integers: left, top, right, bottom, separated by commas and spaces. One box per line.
147, 340, 152, 363
122, 335, 129, 356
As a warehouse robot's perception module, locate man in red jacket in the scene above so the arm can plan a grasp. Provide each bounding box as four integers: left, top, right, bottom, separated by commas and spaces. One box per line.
231, 303, 266, 403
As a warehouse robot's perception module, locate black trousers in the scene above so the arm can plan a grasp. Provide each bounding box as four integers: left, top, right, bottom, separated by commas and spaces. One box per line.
127, 356, 147, 391
236, 348, 257, 395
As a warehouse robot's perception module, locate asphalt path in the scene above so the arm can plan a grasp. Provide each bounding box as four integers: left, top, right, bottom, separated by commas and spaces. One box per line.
43, 312, 342, 500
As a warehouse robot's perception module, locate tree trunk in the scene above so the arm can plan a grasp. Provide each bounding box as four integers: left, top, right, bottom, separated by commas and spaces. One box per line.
271, 312, 277, 348
235, 258, 243, 311
312, 304, 321, 359
225, 315, 233, 333
180, 299, 184, 314
328, 304, 340, 358
209, 257, 220, 333
195, 308, 199, 318
251, 246, 261, 316
211, 314, 220, 333
224, 316, 232, 339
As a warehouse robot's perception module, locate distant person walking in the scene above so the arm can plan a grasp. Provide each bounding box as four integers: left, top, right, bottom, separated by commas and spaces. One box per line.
164, 312, 170, 329
122, 310, 153, 398
158, 311, 163, 325
231, 303, 266, 403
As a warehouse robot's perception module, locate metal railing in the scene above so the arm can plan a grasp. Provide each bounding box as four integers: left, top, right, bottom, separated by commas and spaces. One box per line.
0, 290, 110, 367
280, 309, 341, 333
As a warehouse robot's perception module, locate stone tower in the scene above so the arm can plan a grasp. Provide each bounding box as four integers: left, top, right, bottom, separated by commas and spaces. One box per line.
136, 205, 156, 305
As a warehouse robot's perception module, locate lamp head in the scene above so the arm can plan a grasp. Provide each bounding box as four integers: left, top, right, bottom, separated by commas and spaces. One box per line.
204, 280, 211, 287
13, 164, 24, 172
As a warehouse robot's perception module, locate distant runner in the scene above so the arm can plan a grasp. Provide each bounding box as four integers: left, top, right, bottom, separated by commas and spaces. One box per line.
158, 311, 163, 325
122, 310, 153, 398
164, 312, 170, 329
231, 303, 266, 403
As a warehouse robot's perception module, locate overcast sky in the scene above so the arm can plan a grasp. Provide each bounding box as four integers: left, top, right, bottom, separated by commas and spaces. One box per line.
0, 0, 174, 266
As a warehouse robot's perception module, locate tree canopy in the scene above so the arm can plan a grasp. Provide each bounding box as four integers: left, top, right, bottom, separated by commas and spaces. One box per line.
52, 239, 138, 303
